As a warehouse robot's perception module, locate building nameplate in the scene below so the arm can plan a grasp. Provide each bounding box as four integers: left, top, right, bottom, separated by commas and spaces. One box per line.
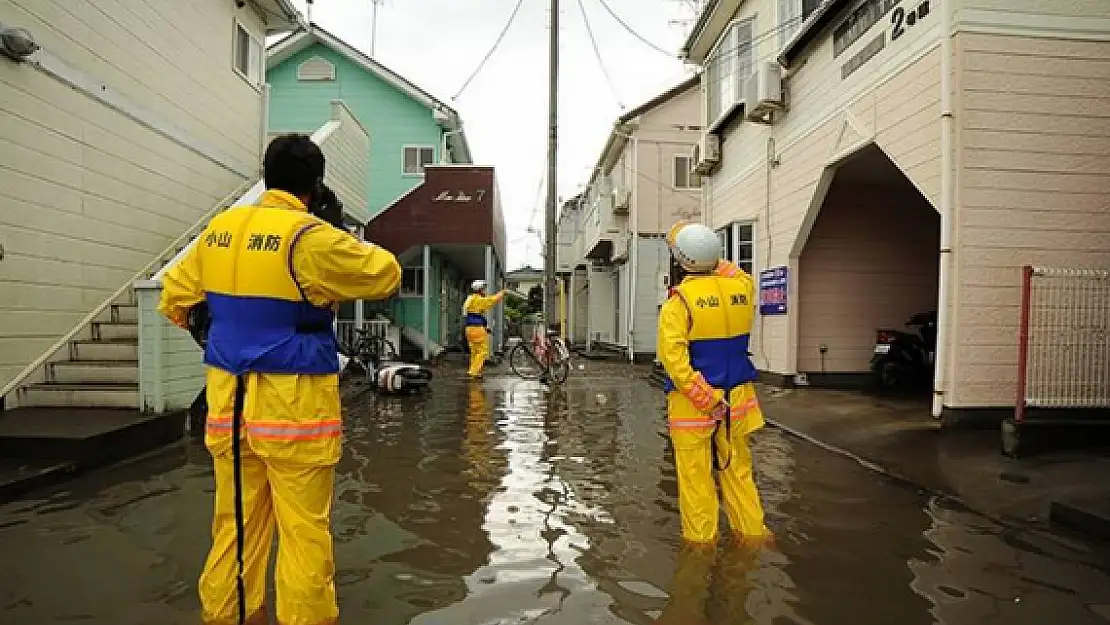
839, 0, 931, 79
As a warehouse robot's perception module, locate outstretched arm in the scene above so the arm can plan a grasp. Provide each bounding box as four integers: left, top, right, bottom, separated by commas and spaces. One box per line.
472, 290, 506, 312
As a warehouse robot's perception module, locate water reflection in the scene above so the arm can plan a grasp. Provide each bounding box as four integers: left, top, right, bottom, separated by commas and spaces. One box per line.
1, 366, 1110, 625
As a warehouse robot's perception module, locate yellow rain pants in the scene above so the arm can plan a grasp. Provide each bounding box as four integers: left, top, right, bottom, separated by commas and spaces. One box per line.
668, 384, 769, 544
462, 291, 505, 378
657, 270, 772, 545
465, 326, 491, 378
159, 189, 401, 625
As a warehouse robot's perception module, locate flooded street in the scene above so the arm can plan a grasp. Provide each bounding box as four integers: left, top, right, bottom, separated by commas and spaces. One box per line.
3, 365, 1110, 624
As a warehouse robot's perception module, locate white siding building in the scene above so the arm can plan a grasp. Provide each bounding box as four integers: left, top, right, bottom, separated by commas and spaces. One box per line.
558, 76, 704, 360
0, 0, 301, 410
681, 0, 1110, 421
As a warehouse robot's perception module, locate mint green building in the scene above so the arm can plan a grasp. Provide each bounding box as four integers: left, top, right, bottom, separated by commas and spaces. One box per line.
266, 25, 487, 356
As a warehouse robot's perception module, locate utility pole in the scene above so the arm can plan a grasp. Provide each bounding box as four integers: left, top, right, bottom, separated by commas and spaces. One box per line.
370, 0, 383, 57
543, 0, 559, 329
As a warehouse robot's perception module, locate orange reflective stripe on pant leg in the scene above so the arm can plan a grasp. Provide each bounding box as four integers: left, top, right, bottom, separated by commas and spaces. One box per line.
245, 419, 343, 441
206, 415, 342, 441
728, 396, 759, 421
269, 461, 339, 625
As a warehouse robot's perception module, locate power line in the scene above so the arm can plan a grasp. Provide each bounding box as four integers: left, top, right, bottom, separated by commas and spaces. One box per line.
452, 0, 528, 100
699, 14, 806, 78
594, 0, 676, 59
577, 0, 625, 109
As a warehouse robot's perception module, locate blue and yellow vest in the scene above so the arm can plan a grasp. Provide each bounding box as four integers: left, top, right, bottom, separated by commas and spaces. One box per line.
662, 274, 758, 394
462, 295, 487, 327
198, 203, 338, 376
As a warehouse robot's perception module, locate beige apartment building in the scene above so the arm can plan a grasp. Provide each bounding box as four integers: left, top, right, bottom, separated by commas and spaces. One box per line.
557, 76, 704, 359
682, 0, 1110, 420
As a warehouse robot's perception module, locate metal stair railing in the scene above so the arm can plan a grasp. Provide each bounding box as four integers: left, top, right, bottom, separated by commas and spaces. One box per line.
0, 177, 257, 402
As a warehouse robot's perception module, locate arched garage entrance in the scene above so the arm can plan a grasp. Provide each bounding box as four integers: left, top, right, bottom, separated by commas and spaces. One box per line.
793, 144, 939, 390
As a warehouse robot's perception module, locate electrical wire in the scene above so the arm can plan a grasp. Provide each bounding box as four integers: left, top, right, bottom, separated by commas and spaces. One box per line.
577, 0, 625, 109
700, 14, 806, 78
452, 0, 528, 100
594, 0, 677, 58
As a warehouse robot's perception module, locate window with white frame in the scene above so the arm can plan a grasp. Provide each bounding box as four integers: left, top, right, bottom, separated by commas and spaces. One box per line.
778, 0, 803, 49
401, 266, 425, 297
673, 155, 699, 189
706, 17, 756, 127
233, 21, 263, 85
716, 221, 756, 275
403, 146, 435, 175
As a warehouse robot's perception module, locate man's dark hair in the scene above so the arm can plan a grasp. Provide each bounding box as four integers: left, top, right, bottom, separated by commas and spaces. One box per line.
263, 134, 325, 198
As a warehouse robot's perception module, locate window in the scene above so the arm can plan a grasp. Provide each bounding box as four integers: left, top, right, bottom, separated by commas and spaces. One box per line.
778, 0, 802, 48
401, 267, 424, 297
403, 146, 435, 175
716, 221, 756, 275
706, 18, 755, 127
735, 222, 755, 275
673, 155, 700, 189
297, 57, 336, 81
233, 21, 262, 85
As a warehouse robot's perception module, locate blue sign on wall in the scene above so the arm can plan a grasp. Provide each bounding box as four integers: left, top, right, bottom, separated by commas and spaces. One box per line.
759, 266, 789, 315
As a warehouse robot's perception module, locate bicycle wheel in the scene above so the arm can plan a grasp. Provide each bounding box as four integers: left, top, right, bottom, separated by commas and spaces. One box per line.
547, 358, 570, 385
509, 343, 544, 380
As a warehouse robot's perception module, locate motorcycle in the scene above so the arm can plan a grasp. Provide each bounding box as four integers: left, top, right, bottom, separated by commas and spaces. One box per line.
870, 310, 937, 391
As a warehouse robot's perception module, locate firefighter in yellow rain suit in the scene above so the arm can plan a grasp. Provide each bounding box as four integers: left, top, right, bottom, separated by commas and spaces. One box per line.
657, 222, 774, 546
158, 135, 401, 625
462, 280, 505, 378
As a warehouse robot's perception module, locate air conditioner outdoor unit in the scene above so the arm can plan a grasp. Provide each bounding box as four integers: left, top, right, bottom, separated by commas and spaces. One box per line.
612, 187, 631, 213
745, 61, 785, 123
692, 133, 721, 175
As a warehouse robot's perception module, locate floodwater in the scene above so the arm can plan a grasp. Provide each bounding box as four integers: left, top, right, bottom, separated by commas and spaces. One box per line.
3, 365, 1110, 625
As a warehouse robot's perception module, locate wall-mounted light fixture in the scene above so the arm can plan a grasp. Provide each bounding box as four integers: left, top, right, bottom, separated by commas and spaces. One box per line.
0, 23, 38, 61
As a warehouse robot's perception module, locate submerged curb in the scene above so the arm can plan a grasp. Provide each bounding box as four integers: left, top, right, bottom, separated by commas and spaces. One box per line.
762, 417, 1025, 533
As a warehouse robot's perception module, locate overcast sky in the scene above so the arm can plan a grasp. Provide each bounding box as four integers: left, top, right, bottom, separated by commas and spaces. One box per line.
285, 0, 699, 269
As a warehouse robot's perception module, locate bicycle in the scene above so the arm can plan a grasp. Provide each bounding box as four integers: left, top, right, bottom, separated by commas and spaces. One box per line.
340, 328, 399, 383
508, 328, 571, 384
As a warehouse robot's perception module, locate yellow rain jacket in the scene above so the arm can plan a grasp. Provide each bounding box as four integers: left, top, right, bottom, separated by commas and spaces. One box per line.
462, 290, 504, 378
657, 269, 769, 544
158, 189, 400, 625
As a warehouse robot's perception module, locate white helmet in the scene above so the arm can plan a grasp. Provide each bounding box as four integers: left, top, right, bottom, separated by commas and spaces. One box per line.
470, 279, 487, 292
670, 223, 719, 273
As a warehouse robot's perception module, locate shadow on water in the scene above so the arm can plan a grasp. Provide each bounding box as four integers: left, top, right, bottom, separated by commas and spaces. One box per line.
1, 363, 1110, 624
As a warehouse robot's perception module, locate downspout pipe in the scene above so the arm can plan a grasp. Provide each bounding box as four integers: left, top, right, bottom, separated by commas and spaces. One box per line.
627, 134, 639, 362
932, 0, 955, 419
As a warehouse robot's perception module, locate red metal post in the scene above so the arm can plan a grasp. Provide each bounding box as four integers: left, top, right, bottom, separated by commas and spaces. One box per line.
1014, 265, 1034, 425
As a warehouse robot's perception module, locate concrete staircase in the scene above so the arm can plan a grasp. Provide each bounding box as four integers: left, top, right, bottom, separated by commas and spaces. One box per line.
0, 252, 188, 503
15, 289, 141, 410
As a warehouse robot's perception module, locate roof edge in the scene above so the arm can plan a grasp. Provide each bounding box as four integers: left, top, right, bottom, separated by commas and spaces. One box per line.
266, 24, 461, 120
680, 0, 722, 58
779, 0, 851, 66
587, 74, 701, 189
